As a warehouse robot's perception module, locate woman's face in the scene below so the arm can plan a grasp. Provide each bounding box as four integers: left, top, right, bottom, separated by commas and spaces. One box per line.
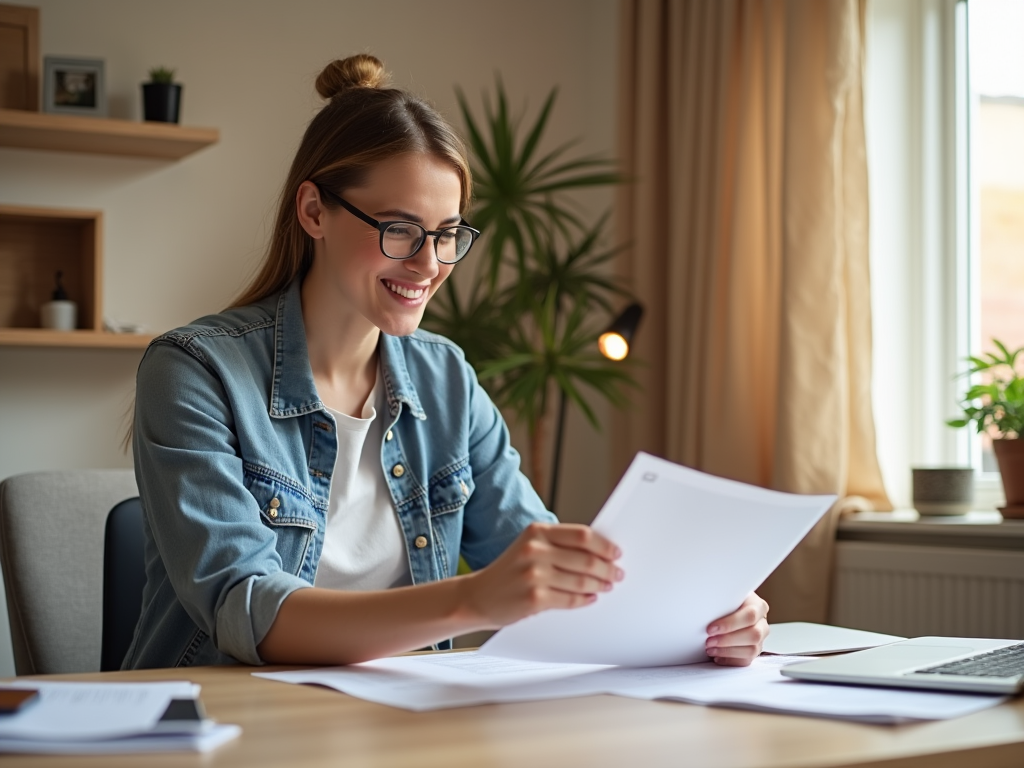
303, 152, 463, 338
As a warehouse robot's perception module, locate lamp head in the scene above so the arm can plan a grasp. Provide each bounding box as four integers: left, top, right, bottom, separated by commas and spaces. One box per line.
598, 303, 643, 361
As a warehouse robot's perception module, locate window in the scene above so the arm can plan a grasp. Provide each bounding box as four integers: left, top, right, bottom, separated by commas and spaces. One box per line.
967, 0, 1024, 473
864, 0, 1020, 508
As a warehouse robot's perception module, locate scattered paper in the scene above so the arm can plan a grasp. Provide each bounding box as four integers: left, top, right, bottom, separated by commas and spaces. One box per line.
0, 681, 240, 755
0, 725, 242, 755
482, 453, 836, 666
256, 651, 1007, 723
763, 623, 906, 656
0, 682, 197, 741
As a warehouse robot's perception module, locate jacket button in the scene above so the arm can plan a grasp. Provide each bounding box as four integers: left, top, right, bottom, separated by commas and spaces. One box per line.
392, 464, 405, 478
414, 535, 428, 549
386, 430, 394, 441
269, 497, 281, 509
269, 509, 278, 519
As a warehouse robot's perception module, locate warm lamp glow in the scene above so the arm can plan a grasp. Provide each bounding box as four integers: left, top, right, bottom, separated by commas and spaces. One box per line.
598, 332, 629, 361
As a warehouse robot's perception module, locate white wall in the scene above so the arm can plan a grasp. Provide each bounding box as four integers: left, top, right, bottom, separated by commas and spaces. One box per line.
0, 0, 619, 676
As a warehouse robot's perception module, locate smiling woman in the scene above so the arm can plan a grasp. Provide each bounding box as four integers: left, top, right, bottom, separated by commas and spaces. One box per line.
125, 54, 769, 671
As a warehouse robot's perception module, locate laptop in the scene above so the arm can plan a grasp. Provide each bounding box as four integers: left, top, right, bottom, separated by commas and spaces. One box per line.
781, 637, 1024, 695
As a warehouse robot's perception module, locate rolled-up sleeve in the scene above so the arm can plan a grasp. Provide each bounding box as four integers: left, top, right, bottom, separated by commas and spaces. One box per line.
133, 341, 310, 665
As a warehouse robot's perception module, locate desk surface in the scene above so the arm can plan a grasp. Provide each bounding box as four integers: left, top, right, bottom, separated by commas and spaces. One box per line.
7, 664, 1024, 768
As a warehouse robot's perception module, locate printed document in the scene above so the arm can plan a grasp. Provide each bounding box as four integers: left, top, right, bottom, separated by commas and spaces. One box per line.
482, 452, 836, 666
0, 681, 240, 754
256, 651, 1006, 723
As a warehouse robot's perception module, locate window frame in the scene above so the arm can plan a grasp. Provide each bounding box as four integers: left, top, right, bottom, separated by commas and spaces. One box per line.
865, 0, 1004, 509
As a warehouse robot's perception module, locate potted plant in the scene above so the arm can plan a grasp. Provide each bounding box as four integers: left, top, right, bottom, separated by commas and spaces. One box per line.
423, 81, 636, 505
142, 66, 181, 123
947, 339, 1024, 518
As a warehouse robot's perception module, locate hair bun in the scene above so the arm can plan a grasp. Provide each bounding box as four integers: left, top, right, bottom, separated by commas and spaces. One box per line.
316, 55, 390, 99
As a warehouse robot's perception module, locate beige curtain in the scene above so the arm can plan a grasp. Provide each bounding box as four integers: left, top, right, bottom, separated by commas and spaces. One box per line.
614, 0, 891, 622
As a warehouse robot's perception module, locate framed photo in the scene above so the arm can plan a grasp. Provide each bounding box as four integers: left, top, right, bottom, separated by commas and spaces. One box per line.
43, 56, 107, 117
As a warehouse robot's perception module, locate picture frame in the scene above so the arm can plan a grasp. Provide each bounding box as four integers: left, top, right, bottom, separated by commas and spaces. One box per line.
42, 56, 107, 117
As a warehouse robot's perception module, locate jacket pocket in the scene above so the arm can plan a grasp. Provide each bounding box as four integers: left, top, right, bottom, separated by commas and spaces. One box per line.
427, 460, 474, 517
243, 465, 321, 577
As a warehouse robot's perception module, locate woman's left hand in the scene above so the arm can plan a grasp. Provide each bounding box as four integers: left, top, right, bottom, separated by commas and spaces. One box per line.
705, 592, 770, 666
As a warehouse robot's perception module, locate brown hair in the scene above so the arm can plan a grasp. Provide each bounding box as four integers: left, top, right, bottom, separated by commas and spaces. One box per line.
231, 54, 472, 307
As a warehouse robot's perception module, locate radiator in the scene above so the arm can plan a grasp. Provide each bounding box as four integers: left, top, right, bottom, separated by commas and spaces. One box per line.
829, 541, 1024, 639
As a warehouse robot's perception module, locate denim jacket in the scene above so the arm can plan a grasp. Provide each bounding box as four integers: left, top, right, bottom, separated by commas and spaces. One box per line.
125, 278, 554, 669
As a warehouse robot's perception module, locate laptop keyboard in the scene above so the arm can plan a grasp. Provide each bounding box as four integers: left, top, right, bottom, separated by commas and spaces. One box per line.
914, 642, 1024, 679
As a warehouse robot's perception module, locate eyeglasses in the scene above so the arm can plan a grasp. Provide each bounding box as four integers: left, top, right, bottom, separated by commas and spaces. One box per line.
315, 184, 480, 264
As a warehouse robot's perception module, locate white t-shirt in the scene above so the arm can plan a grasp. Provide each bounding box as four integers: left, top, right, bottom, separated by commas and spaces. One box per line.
313, 368, 412, 591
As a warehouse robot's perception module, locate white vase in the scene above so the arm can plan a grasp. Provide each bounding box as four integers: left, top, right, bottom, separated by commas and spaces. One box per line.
40, 300, 78, 331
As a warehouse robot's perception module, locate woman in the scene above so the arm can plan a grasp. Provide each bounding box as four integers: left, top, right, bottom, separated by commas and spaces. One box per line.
126, 55, 768, 670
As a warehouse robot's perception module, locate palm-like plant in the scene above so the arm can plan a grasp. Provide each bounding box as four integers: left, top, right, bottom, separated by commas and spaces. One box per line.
424, 80, 636, 503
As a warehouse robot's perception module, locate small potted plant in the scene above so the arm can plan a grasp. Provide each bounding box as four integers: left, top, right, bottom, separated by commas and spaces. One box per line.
142, 66, 181, 123
947, 339, 1024, 518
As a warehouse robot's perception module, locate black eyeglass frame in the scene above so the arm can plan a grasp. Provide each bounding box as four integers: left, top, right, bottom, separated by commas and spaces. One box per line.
314, 184, 480, 264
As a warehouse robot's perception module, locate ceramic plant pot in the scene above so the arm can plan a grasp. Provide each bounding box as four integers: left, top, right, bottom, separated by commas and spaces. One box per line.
142, 82, 181, 123
993, 438, 1024, 519
911, 468, 974, 516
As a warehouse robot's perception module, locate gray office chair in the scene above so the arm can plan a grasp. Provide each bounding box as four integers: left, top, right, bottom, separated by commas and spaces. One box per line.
0, 470, 138, 675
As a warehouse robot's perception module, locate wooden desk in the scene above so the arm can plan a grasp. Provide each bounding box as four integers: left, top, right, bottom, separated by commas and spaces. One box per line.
6, 664, 1024, 768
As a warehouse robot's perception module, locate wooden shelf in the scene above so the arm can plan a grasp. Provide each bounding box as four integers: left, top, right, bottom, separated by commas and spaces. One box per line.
0, 108, 218, 159
0, 328, 153, 349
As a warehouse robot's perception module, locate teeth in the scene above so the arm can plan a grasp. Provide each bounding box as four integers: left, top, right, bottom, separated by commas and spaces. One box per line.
385, 281, 425, 299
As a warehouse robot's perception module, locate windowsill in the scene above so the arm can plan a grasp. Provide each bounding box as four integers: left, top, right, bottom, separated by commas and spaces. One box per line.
838, 509, 1024, 550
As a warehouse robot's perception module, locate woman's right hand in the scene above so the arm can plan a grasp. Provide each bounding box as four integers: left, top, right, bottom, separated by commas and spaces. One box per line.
462, 522, 624, 628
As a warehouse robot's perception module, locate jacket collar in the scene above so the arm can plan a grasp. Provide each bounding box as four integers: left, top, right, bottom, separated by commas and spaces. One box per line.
269, 278, 426, 421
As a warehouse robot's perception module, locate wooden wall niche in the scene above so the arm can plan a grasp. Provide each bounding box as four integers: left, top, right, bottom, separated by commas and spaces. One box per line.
0, 205, 102, 332
0, 4, 40, 111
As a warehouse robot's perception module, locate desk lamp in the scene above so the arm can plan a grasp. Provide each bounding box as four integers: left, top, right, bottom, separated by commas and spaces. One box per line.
549, 303, 644, 510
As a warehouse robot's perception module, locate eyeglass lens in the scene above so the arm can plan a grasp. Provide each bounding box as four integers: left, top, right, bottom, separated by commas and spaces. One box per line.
382, 223, 476, 263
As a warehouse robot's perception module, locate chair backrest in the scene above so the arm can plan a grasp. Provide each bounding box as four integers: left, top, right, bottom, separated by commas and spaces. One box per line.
0, 470, 138, 675
101, 497, 145, 672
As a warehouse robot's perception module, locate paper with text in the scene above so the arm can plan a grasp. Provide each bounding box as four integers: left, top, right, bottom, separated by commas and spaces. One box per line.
256, 651, 1006, 722
482, 453, 836, 666
0, 681, 197, 741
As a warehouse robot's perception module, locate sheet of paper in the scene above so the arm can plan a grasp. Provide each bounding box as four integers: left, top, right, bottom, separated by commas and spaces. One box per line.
256, 651, 1006, 723
0, 724, 242, 755
763, 622, 906, 656
256, 653, 613, 711
0, 681, 197, 741
609, 656, 1006, 724
482, 453, 836, 666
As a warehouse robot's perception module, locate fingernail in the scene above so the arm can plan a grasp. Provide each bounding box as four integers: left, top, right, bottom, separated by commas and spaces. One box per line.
614, 546, 622, 558
602, 581, 613, 592
709, 624, 720, 634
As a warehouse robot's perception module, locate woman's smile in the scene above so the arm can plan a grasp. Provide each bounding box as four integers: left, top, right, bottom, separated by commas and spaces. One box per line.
381, 278, 429, 304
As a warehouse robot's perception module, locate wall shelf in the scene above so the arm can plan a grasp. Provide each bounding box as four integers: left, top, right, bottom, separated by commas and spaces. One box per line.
0, 328, 152, 349
0, 204, 157, 349
0, 108, 219, 159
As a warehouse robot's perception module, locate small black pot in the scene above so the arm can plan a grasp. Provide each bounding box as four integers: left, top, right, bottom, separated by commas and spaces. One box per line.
142, 82, 182, 123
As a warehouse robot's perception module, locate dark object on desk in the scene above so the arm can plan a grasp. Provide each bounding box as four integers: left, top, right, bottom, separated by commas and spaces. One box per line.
0, 688, 37, 715
101, 497, 146, 671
